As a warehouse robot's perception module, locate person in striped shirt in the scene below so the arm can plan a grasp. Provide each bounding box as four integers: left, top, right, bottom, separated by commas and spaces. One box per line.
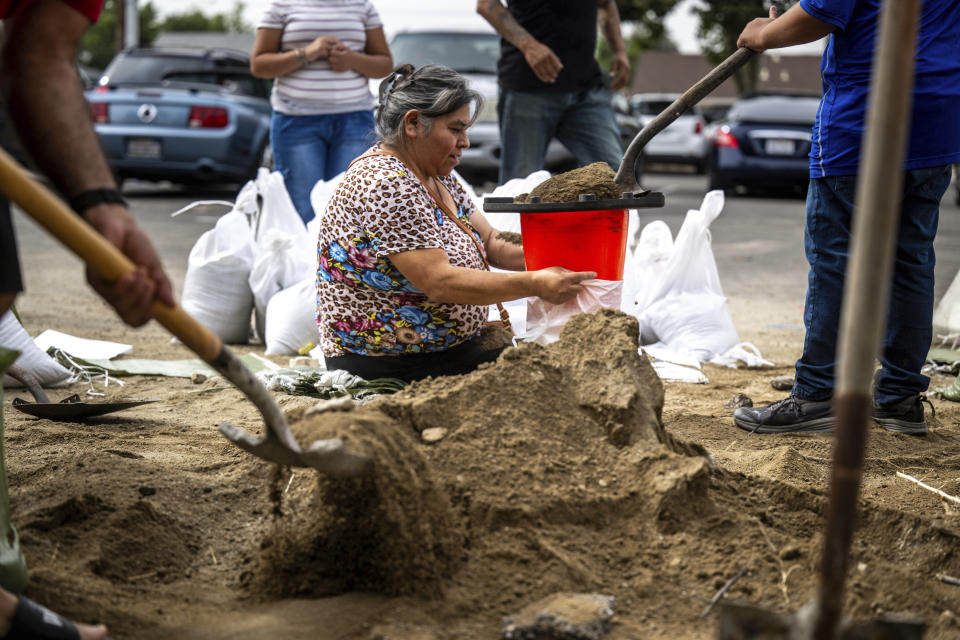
251, 0, 394, 223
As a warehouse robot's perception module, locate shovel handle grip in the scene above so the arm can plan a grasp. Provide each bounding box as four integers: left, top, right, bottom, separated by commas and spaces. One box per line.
0, 146, 222, 362
614, 47, 756, 192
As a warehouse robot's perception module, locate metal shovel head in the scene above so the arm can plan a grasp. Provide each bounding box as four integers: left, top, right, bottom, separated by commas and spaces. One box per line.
11, 394, 159, 420
717, 602, 925, 640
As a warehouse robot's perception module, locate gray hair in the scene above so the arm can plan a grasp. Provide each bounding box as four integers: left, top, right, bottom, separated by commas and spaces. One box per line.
376, 64, 484, 146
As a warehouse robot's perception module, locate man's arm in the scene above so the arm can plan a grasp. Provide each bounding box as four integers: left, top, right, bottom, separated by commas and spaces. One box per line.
598, 0, 630, 91
0, 0, 175, 326
476, 0, 563, 84
738, 4, 835, 52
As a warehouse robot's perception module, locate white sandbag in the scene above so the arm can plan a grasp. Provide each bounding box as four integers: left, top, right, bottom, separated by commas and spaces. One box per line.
181, 206, 256, 344
0, 311, 71, 388
250, 229, 313, 340
621, 219, 674, 316
934, 268, 960, 333
253, 168, 306, 239
309, 171, 345, 224
250, 170, 314, 338
524, 279, 623, 345
480, 170, 552, 234
630, 190, 740, 361
264, 278, 318, 356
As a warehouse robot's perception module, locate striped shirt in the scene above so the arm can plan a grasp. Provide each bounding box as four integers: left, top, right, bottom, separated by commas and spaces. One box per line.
258, 0, 383, 116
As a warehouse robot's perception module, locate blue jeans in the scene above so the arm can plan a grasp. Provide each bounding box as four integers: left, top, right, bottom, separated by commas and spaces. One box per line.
270, 110, 376, 223
497, 86, 622, 184
794, 165, 951, 405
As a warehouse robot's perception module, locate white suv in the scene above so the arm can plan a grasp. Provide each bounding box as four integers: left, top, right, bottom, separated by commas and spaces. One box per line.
629, 92, 710, 173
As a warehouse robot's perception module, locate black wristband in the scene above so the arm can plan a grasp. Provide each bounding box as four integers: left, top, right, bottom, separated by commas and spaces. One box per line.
69, 188, 127, 216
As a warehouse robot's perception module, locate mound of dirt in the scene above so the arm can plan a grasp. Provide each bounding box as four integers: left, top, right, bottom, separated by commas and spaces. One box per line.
253, 311, 698, 605
516, 163, 622, 204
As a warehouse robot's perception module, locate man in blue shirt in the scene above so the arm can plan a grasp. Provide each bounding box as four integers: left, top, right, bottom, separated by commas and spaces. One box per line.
733, 0, 960, 435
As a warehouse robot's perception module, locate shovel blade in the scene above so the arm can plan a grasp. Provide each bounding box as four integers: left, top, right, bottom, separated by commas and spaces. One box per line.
219, 422, 371, 478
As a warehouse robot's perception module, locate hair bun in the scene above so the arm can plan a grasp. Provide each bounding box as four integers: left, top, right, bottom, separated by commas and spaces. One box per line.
378, 64, 416, 107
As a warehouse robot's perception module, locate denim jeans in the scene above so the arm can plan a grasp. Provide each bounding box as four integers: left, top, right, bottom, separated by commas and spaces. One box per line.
793, 165, 951, 405
497, 86, 622, 184
270, 110, 376, 223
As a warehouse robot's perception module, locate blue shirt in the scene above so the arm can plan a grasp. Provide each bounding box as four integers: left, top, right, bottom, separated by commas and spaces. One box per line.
800, 0, 960, 177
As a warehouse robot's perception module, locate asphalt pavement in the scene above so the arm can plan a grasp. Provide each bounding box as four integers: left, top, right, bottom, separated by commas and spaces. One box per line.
9, 171, 960, 358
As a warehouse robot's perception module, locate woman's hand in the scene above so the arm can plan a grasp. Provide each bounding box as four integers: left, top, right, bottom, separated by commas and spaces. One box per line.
305, 36, 339, 62
327, 42, 356, 72
532, 267, 596, 304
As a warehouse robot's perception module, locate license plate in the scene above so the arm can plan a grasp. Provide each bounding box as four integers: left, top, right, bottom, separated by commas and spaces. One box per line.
764, 139, 795, 155
127, 138, 161, 160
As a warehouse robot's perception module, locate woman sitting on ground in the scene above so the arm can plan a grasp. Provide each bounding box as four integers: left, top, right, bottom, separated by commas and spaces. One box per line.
317, 63, 595, 382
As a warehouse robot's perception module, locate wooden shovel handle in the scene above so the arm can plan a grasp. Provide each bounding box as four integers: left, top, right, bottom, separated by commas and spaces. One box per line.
0, 146, 222, 362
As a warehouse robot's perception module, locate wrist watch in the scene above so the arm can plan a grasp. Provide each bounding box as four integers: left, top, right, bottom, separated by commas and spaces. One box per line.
69, 188, 128, 216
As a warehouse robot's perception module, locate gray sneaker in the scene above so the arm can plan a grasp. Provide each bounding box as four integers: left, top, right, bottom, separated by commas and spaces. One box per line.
872, 394, 932, 435
733, 395, 834, 434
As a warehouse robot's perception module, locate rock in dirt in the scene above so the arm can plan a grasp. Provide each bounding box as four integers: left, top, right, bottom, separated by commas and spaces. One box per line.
724, 394, 753, 410
191, 372, 207, 384
420, 427, 447, 444
770, 375, 794, 391
501, 592, 615, 640
516, 163, 621, 204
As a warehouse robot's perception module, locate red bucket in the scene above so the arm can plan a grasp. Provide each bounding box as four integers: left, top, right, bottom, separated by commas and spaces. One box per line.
520, 208, 628, 280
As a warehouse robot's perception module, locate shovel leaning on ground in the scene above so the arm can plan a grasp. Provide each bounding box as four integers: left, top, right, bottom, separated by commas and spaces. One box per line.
0, 146, 370, 478
719, 1, 926, 638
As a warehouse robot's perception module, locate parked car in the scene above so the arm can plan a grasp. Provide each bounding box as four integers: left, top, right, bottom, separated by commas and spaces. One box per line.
387, 27, 639, 185
706, 93, 821, 194
87, 47, 272, 186
629, 92, 710, 173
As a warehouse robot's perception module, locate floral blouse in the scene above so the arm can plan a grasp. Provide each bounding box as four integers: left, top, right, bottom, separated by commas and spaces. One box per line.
317, 148, 488, 357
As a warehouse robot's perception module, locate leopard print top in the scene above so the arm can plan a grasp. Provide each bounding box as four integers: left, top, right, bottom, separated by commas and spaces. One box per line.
316, 148, 488, 357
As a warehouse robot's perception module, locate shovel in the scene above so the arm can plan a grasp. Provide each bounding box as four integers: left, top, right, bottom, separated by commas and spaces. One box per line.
719, 1, 926, 638
0, 147, 370, 478
614, 47, 757, 193
6, 363, 158, 419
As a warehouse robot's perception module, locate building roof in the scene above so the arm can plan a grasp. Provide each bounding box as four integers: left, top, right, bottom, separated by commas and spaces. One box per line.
628, 51, 822, 100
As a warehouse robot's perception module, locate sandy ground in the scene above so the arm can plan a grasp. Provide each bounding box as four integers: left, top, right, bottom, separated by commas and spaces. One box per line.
3, 272, 960, 639
3, 177, 960, 639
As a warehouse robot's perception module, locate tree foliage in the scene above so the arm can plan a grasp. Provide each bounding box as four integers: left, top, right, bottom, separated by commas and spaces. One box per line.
599, 0, 676, 87
693, 0, 797, 94
78, 1, 252, 71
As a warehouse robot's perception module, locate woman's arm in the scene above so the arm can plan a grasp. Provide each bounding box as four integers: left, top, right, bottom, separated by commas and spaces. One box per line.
250, 28, 339, 78
328, 27, 394, 79
389, 248, 593, 305
469, 209, 525, 271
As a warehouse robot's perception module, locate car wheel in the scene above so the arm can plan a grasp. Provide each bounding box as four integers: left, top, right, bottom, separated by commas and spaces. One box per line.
955, 184, 960, 207
693, 159, 707, 175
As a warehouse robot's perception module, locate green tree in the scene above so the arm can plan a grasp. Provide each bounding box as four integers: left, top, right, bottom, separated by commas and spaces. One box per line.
598, 0, 677, 89
78, 1, 251, 71
693, 0, 797, 94
79, 0, 160, 70
159, 2, 251, 33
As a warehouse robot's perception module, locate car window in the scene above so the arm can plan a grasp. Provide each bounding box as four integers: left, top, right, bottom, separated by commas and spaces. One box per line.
390, 32, 499, 74
634, 100, 674, 116
101, 54, 208, 85
729, 96, 820, 124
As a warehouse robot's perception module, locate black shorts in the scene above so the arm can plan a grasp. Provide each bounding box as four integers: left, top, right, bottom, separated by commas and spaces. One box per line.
0, 198, 24, 294
324, 336, 506, 383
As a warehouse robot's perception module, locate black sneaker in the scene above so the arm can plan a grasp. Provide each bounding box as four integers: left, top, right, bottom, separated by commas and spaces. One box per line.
733, 395, 834, 434
872, 394, 932, 435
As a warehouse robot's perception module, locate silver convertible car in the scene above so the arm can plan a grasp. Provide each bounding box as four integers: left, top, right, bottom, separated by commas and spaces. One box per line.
86, 47, 272, 186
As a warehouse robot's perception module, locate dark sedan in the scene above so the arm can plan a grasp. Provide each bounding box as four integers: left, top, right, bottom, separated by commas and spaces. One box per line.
87, 47, 272, 186
707, 94, 821, 195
